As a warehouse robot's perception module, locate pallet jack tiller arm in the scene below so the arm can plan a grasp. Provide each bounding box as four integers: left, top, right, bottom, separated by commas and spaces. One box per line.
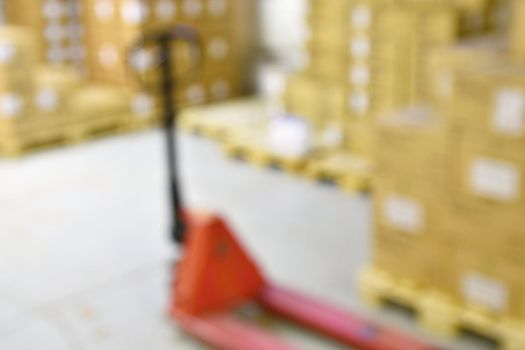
135, 26, 447, 350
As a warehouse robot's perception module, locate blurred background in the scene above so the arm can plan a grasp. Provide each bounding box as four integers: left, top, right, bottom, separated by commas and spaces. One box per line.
0, 0, 523, 349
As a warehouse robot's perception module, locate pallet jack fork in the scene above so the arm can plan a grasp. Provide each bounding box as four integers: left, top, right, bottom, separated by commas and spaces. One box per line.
135, 26, 446, 350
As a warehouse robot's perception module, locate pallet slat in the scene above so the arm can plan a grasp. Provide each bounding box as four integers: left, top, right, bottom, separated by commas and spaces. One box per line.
360, 266, 525, 350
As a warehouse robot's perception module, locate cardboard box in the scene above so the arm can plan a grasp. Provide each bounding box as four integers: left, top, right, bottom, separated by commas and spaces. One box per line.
373, 176, 452, 289
6, 0, 85, 66
449, 131, 525, 224
375, 106, 447, 188
509, 0, 525, 60
33, 65, 82, 117
425, 37, 503, 103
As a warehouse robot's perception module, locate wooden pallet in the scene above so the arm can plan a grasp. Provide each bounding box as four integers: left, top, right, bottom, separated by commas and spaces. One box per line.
180, 98, 269, 141
222, 130, 307, 173
359, 266, 525, 350
0, 114, 130, 157
304, 151, 372, 192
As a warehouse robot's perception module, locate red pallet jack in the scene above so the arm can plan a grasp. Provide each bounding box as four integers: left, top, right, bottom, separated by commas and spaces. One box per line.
134, 26, 446, 350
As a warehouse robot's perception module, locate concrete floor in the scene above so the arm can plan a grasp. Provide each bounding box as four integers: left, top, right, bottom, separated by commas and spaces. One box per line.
0, 131, 488, 350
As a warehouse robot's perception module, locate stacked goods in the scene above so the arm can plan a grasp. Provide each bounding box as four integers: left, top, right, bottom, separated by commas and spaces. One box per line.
0, 26, 132, 155
371, 1, 458, 116
368, 0, 525, 332
445, 60, 525, 318
425, 37, 503, 104
0, 27, 38, 139
372, 107, 453, 290
509, 0, 525, 60
5, 0, 86, 68
82, 0, 245, 126
285, 0, 468, 157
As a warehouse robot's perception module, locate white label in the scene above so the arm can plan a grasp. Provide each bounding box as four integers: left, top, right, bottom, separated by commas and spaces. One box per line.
211, 80, 230, 99
186, 84, 205, 103
437, 72, 454, 98
95, 0, 115, 21
463, 272, 508, 311
350, 37, 370, 58
130, 49, 155, 72
121, 0, 149, 25
492, 89, 525, 136
43, 1, 65, 19
383, 195, 424, 233
352, 5, 371, 29
0, 94, 23, 118
47, 47, 66, 63
67, 24, 84, 39
98, 45, 119, 67
36, 89, 59, 112
349, 93, 369, 113
183, 0, 203, 18
470, 157, 521, 202
132, 93, 153, 116
0, 43, 16, 64
321, 124, 344, 147
349, 66, 370, 85
208, 37, 229, 60
208, 0, 227, 17
44, 24, 66, 42
155, 0, 177, 21
266, 116, 312, 158
70, 45, 85, 60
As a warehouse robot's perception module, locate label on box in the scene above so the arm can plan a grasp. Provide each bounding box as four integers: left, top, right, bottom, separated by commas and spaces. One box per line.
183, 0, 203, 18
43, 1, 66, 19
348, 93, 369, 113
155, 0, 177, 21
47, 47, 66, 63
130, 49, 155, 72
462, 272, 508, 311
437, 72, 454, 98
132, 93, 153, 117
44, 24, 66, 42
98, 45, 119, 68
121, 1, 149, 24
470, 157, 521, 202
350, 37, 370, 58
36, 89, 59, 112
383, 195, 424, 233
351, 5, 371, 29
208, 37, 229, 60
0, 43, 16, 64
492, 89, 525, 136
95, 0, 115, 21
0, 94, 23, 118
349, 65, 370, 85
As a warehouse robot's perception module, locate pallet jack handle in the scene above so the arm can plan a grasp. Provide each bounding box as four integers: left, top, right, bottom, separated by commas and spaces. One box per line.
133, 26, 202, 244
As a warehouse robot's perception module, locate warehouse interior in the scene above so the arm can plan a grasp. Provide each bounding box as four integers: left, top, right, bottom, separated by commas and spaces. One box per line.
0, 0, 523, 349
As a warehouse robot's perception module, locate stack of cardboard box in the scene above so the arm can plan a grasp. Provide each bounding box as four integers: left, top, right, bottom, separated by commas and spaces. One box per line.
0, 26, 132, 155
283, 0, 493, 157
6, 0, 86, 68
371, 0, 525, 322
373, 107, 453, 291
82, 0, 244, 126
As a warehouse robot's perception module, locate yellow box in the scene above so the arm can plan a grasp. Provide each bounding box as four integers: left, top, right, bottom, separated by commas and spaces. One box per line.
451, 132, 525, 222
509, 0, 525, 61
451, 59, 525, 142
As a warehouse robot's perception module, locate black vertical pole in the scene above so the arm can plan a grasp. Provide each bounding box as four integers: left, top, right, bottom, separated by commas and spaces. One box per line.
159, 34, 186, 244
